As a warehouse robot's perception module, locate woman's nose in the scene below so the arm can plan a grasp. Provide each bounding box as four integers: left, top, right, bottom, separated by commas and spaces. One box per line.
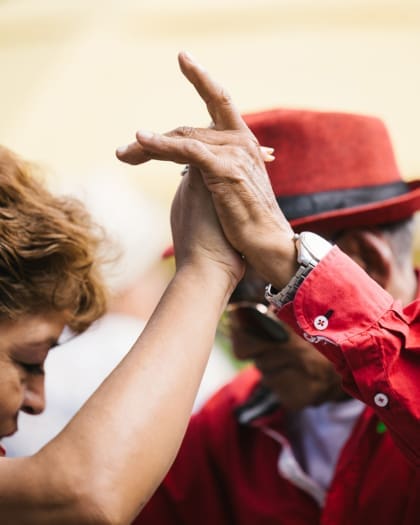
21, 376, 46, 415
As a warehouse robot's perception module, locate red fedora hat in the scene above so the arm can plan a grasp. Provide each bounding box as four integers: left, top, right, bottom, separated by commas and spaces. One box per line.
244, 108, 420, 235
163, 108, 420, 257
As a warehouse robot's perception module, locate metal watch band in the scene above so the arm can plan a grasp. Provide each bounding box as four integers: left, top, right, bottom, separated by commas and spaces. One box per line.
265, 263, 314, 308
264, 232, 333, 309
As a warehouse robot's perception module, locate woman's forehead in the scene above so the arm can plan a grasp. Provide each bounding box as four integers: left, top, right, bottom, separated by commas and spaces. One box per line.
0, 313, 67, 352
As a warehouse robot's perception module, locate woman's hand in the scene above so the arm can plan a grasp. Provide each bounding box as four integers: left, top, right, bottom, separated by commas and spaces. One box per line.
171, 165, 245, 293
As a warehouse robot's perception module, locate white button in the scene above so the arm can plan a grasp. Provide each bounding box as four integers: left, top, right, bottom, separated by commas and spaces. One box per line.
314, 315, 329, 330
303, 332, 320, 344
374, 393, 389, 408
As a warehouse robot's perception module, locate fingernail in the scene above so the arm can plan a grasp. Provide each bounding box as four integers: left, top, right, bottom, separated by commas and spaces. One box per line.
183, 51, 196, 62
136, 129, 154, 140
265, 154, 276, 162
116, 144, 129, 156
260, 146, 275, 154
183, 51, 206, 72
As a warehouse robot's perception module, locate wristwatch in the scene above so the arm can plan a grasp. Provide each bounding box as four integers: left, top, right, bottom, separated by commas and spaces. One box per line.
265, 232, 333, 308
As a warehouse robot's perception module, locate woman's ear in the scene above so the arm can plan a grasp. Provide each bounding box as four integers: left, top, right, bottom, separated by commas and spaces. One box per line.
334, 229, 393, 289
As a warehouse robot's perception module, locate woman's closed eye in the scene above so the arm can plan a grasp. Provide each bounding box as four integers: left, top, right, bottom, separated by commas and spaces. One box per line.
19, 362, 45, 375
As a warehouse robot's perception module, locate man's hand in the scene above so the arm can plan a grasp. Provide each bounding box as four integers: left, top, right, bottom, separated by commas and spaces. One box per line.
116, 51, 297, 289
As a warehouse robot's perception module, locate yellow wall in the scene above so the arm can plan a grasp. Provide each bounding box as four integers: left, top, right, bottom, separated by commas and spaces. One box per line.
1, 0, 419, 240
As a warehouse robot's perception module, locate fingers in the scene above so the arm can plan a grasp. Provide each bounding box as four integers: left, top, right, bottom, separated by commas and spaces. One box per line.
116, 126, 275, 165
116, 127, 233, 166
116, 51, 263, 165
133, 130, 216, 169
132, 130, 275, 170
260, 147, 275, 162
116, 141, 149, 165
178, 51, 249, 132
169, 128, 274, 162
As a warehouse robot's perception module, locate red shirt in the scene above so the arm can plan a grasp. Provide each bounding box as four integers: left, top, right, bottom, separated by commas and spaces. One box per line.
278, 246, 420, 467
135, 368, 420, 525
136, 247, 420, 523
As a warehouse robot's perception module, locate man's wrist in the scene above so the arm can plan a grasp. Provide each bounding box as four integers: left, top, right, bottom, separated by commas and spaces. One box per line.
265, 232, 333, 308
243, 231, 298, 290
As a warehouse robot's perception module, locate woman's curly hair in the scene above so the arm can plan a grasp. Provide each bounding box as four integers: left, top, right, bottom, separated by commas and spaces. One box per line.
0, 146, 108, 333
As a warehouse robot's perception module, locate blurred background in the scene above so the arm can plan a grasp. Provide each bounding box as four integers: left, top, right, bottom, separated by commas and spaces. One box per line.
1, 0, 419, 205
1, 0, 420, 454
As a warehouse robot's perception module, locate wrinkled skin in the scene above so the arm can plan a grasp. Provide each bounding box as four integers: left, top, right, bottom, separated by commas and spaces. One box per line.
115, 51, 344, 412
116, 52, 297, 290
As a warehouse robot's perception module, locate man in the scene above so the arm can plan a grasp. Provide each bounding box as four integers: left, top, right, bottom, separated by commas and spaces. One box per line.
131, 107, 420, 524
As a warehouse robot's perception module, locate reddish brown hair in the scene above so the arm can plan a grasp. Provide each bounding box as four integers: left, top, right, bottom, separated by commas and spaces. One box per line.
0, 146, 108, 332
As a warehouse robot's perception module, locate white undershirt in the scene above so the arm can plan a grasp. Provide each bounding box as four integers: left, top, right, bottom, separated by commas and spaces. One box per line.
263, 398, 365, 506
296, 399, 365, 489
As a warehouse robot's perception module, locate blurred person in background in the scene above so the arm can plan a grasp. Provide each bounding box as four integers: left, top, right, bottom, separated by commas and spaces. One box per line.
118, 60, 419, 522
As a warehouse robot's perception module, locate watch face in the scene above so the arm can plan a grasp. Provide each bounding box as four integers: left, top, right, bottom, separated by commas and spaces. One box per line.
298, 232, 333, 265
265, 233, 334, 308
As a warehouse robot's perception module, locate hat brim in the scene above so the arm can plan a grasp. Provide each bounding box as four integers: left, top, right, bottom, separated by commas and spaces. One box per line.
163, 180, 420, 257
290, 180, 420, 234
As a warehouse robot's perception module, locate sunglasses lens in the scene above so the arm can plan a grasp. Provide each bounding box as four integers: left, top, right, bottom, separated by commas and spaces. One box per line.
227, 307, 288, 342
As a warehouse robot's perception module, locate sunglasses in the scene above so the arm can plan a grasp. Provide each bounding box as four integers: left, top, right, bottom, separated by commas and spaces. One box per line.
220, 301, 289, 342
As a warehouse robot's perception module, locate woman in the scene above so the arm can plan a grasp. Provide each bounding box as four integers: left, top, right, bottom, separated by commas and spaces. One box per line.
0, 140, 245, 524
0, 53, 261, 525
0, 48, 279, 523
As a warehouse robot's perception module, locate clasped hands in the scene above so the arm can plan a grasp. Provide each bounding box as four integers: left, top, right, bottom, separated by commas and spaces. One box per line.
117, 51, 297, 292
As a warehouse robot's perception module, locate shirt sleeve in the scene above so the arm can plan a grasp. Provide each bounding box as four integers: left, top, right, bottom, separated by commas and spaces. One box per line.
277, 246, 420, 467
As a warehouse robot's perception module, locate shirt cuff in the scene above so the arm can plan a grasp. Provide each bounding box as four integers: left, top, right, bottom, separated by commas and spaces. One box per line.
277, 246, 395, 345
